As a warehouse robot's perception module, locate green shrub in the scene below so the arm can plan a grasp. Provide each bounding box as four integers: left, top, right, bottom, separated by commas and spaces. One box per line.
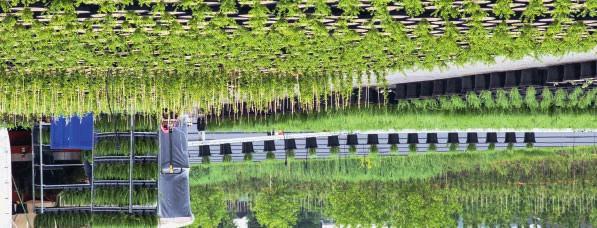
540, 87, 553, 112
509, 88, 523, 110
466, 91, 482, 111
450, 95, 467, 112
479, 90, 495, 110
495, 89, 510, 111
525, 87, 539, 111
566, 87, 583, 110
554, 88, 567, 109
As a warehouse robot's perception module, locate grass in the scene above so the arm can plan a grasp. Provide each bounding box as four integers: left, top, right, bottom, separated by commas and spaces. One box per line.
35, 213, 157, 228
58, 187, 157, 207
189, 146, 597, 186
209, 109, 597, 132
94, 163, 158, 180
94, 137, 158, 156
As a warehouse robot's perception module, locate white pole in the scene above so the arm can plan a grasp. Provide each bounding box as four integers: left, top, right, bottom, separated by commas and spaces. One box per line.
0, 128, 12, 227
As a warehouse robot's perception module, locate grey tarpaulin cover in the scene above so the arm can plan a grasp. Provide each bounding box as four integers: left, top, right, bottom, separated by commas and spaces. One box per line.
159, 119, 189, 169
158, 117, 193, 220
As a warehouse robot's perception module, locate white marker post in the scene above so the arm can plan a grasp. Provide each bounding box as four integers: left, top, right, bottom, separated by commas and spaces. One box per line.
0, 128, 11, 227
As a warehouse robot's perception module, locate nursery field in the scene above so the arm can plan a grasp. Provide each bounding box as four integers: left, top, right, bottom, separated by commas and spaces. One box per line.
188, 146, 597, 227
211, 111, 597, 131
210, 86, 597, 131
189, 146, 597, 186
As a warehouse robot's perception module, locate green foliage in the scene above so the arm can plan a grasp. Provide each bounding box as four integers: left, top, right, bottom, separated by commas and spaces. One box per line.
285, 149, 296, 158
203, 156, 211, 164
479, 90, 496, 111
94, 163, 157, 180
581, 0, 597, 16
428, 143, 437, 152
330, 147, 340, 155
466, 92, 482, 111
266, 151, 276, 160
214, 107, 597, 132
94, 137, 158, 156
524, 87, 539, 111
554, 88, 567, 109
566, 87, 583, 109
493, 0, 515, 19
223, 154, 232, 162
495, 89, 510, 111
431, 0, 459, 20
522, 0, 548, 23
401, 0, 425, 17
449, 143, 459, 152
35, 213, 157, 228
466, 143, 477, 152
349, 145, 357, 154
408, 143, 417, 153
488, 143, 496, 150
253, 186, 300, 228
190, 146, 597, 186
308, 148, 318, 157
190, 186, 228, 228
59, 187, 156, 207
390, 144, 398, 154
509, 88, 523, 110
540, 87, 554, 112
369, 145, 379, 154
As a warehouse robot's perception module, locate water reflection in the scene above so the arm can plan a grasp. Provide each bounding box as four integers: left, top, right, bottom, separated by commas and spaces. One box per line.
192, 181, 596, 227
190, 150, 597, 227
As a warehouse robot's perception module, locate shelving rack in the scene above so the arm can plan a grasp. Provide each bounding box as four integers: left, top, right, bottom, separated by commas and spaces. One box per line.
32, 116, 159, 217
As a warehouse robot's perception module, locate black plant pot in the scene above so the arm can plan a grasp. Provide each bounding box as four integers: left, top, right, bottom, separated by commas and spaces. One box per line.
486, 132, 498, 143
284, 139, 296, 150
219, 143, 232, 155
199, 145, 211, 157
420, 81, 433, 97
407, 133, 419, 144
580, 61, 596, 78
563, 63, 580, 80
461, 76, 474, 93
432, 80, 445, 96
545, 66, 562, 83
346, 134, 359, 146
504, 132, 517, 143
327, 135, 340, 147
489, 72, 504, 88
474, 74, 488, 91
447, 132, 459, 144
504, 71, 520, 87
406, 82, 420, 98
395, 84, 406, 99
264, 140, 276, 152
387, 133, 400, 144
446, 78, 461, 94
426, 133, 438, 144
367, 134, 379, 145
305, 137, 318, 149
524, 132, 536, 143
242, 142, 254, 154
520, 69, 538, 86
466, 132, 478, 144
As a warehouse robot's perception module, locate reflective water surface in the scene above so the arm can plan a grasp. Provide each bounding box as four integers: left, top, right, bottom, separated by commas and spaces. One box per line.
190, 149, 597, 227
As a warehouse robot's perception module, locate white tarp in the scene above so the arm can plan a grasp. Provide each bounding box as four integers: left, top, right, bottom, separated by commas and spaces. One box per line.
0, 128, 11, 227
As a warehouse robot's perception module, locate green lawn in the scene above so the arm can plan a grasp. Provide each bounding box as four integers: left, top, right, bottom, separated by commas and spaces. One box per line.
210, 110, 597, 132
